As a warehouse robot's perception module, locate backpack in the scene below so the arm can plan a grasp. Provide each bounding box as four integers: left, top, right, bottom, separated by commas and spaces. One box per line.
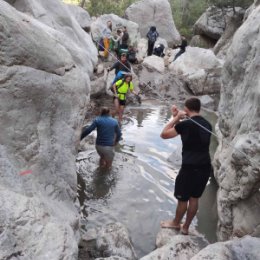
147, 31, 158, 43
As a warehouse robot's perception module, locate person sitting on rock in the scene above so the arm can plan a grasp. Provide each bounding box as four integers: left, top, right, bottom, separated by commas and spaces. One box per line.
127, 46, 138, 64
108, 53, 132, 85
112, 73, 138, 124
81, 107, 121, 169
173, 35, 187, 61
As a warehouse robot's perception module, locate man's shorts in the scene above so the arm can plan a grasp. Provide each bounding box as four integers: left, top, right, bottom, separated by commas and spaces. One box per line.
174, 165, 212, 201
96, 145, 115, 161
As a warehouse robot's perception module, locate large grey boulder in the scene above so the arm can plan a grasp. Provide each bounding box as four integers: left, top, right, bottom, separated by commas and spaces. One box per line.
125, 0, 180, 47
91, 14, 140, 46
214, 3, 260, 241
66, 4, 91, 32
168, 47, 223, 95
191, 236, 260, 260
140, 233, 208, 260
0, 0, 97, 259
194, 6, 244, 41
137, 65, 189, 102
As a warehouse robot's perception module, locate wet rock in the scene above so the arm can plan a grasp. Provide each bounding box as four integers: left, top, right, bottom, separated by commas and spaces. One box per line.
140, 234, 208, 260
168, 47, 223, 95
91, 14, 140, 47
125, 0, 180, 47
96, 223, 137, 260
214, 2, 260, 241
191, 236, 260, 260
0, 0, 97, 259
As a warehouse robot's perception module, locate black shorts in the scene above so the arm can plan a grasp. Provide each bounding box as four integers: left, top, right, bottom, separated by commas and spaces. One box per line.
113, 97, 126, 106
174, 165, 212, 201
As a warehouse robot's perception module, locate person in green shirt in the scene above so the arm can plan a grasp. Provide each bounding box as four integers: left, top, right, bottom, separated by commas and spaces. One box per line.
112, 73, 138, 124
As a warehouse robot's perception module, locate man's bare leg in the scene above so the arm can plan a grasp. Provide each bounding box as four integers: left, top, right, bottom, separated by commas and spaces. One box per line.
99, 157, 106, 168
161, 200, 188, 229
118, 105, 124, 124
181, 197, 198, 235
114, 98, 120, 119
104, 159, 113, 170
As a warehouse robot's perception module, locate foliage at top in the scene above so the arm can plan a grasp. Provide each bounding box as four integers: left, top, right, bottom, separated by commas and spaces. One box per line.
61, 0, 254, 38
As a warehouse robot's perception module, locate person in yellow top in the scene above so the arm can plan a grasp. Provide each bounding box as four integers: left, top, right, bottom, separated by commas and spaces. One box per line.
112, 73, 138, 124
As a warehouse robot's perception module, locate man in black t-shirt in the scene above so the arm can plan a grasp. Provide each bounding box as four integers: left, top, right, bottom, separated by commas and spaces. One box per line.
160, 97, 212, 235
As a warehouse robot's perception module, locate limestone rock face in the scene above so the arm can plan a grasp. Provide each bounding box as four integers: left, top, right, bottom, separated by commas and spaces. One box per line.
194, 6, 244, 41
66, 4, 91, 32
0, 0, 97, 259
125, 0, 180, 47
214, 3, 260, 241
191, 236, 260, 260
91, 14, 140, 46
143, 56, 165, 73
168, 47, 223, 95
190, 35, 216, 49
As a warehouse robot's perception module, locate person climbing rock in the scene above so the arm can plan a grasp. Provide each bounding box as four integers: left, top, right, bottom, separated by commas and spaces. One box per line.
108, 53, 131, 84
173, 35, 187, 61
160, 97, 212, 235
102, 21, 113, 59
112, 73, 138, 124
81, 107, 121, 169
146, 26, 159, 56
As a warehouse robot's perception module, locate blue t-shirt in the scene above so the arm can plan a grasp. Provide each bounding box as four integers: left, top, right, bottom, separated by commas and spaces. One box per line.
81, 116, 121, 146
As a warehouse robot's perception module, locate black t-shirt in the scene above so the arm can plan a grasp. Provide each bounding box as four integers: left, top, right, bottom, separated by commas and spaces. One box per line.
175, 116, 212, 166
111, 61, 131, 75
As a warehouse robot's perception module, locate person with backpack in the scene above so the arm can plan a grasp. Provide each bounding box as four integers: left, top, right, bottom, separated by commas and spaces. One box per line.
108, 53, 132, 84
112, 74, 138, 124
102, 21, 113, 59
146, 26, 159, 56
81, 107, 121, 169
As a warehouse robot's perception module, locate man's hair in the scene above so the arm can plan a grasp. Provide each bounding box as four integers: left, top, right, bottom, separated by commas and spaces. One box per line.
121, 53, 127, 57
100, 107, 110, 116
185, 97, 201, 112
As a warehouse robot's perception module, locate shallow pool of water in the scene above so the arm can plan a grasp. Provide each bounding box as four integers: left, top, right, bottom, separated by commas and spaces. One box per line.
78, 100, 218, 258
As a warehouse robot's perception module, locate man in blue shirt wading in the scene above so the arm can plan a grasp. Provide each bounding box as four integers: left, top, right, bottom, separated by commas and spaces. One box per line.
81, 107, 122, 169
160, 97, 212, 235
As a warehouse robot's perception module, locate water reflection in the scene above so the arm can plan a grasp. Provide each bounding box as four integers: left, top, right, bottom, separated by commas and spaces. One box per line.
77, 100, 219, 258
